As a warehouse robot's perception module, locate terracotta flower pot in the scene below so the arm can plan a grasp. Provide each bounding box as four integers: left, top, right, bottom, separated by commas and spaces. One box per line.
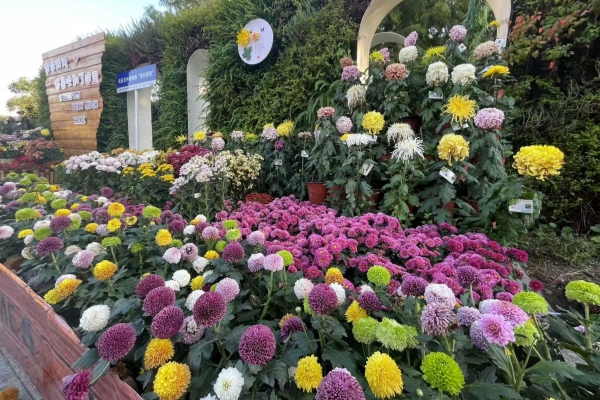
445, 201, 455, 218
465, 199, 480, 215
401, 117, 422, 133
307, 182, 328, 205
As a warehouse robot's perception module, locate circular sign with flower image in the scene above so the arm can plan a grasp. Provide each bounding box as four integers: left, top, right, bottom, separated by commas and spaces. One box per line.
237, 18, 274, 65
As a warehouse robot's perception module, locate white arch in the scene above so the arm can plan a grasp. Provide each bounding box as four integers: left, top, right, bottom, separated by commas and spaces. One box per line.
187, 49, 210, 140
357, 0, 512, 71
371, 32, 406, 48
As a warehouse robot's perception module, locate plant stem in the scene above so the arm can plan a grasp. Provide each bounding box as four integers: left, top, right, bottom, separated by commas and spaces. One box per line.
514, 341, 535, 393
317, 315, 325, 352
110, 247, 118, 264
89, 361, 111, 385
584, 303, 593, 351
532, 316, 551, 360
469, 283, 475, 307
260, 271, 274, 320
439, 390, 443, 400
51, 253, 60, 272
107, 279, 116, 297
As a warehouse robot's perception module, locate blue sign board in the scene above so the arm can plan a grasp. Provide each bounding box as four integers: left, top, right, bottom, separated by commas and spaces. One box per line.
116, 64, 157, 93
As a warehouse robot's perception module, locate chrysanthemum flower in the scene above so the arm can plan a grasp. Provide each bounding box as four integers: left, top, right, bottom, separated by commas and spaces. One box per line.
358, 291, 382, 313
367, 265, 391, 286
385, 63, 409, 81
437, 134, 470, 165
482, 65, 510, 78
263, 254, 284, 271
214, 367, 244, 400
442, 95, 477, 126
457, 306, 481, 327
474, 107, 505, 130
239, 324, 276, 365
215, 278, 240, 302
144, 339, 174, 369
37, 237, 64, 257
156, 229, 173, 246
346, 300, 367, 323
136, 274, 165, 299
512, 291, 548, 315
513, 145, 565, 181
107, 202, 125, 217
204, 250, 220, 260
486, 301, 528, 328
97, 323, 137, 362
107, 218, 121, 232
565, 280, 600, 306
362, 112, 385, 135
247, 231, 265, 246
421, 302, 458, 337
353, 317, 379, 344
295, 355, 323, 392
449, 25, 467, 43
222, 242, 244, 262
237, 28, 251, 46
56, 278, 82, 299
193, 291, 227, 327
154, 362, 191, 400
423, 46, 447, 63
451, 64, 476, 85
364, 352, 403, 398
294, 278, 314, 300
316, 368, 365, 400
79, 304, 110, 332
308, 284, 339, 315
420, 352, 464, 396
325, 268, 344, 285
180, 316, 205, 345
398, 46, 418, 63
144, 286, 176, 316
185, 290, 205, 311
142, 206, 161, 219
514, 319, 537, 347
281, 317, 305, 340
277, 120, 294, 137
84, 223, 98, 234
151, 306, 185, 339
163, 247, 182, 264
172, 270, 191, 287
93, 260, 117, 281
401, 275, 428, 297
478, 313, 515, 346
375, 318, 419, 351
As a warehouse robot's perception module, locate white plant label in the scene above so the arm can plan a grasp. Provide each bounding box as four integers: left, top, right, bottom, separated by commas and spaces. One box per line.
274, 159, 283, 166
361, 163, 373, 176
509, 199, 534, 214
429, 91, 443, 100
301, 150, 308, 158
458, 43, 467, 52
73, 116, 87, 125
439, 167, 457, 184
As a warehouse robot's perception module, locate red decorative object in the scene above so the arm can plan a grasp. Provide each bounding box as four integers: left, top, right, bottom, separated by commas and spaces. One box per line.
245, 192, 274, 204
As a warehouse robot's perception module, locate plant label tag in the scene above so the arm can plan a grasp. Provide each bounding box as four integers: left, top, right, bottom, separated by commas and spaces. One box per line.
429, 91, 443, 100
495, 38, 505, 48
458, 43, 467, 52
509, 199, 534, 214
452, 123, 461, 131
274, 159, 283, 166
439, 167, 457, 184
301, 150, 308, 158
462, 123, 469, 129
361, 163, 373, 176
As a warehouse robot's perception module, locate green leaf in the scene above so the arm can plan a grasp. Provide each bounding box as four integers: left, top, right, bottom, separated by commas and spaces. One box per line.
188, 338, 215, 372
72, 348, 100, 370
92, 359, 111, 382
526, 360, 585, 383
486, 344, 513, 379
280, 347, 305, 366
225, 325, 249, 353
463, 382, 521, 400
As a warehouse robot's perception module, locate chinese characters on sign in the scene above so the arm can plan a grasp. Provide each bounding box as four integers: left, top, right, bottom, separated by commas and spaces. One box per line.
43, 57, 69, 74
58, 91, 82, 102
73, 116, 87, 125
116, 64, 157, 93
54, 71, 99, 91
71, 100, 99, 111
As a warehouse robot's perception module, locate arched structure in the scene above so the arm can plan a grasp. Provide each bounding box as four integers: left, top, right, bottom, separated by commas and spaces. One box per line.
187, 49, 210, 140
357, 0, 512, 71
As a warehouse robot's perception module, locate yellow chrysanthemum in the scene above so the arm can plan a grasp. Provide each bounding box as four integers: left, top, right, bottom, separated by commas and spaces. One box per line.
176, 135, 187, 143
37, 196, 47, 205
81, 196, 88, 201
295, 355, 323, 392
423, 46, 447, 63
56, 278, 82, 299
156, 229, 173, 247
340, 134, 350, 142
44, 289, 62, 305
85, 223, 98, 234
442, 95, 477, 126
483, 65, 510, 78
33, 210, 41, 219
237, 28, 251, 47
144, 339, 175, 369
277, 120, 295, 137
107, 219, 122, 232
41, 128, 50, 136
123, 167, 135, 176
107, 202, 126, 217
325, 268, 344, 285
190, 219, 200, 225
365, 352, 403, 398
346, 300, 368, 323
18, 229, 33, 239
279, 313, 296, 328
489, 20, 501, 28
154, 362, 191, 400
125, 216, 138, 226
362, 111, 385, 135
157, 164, 174, 172
55, 209, 71, 217
190, 276, 205, 291
93, 260, 118, 281
370, 51, 385, 63
204, 250, 220, 260
438, 134, 470, 165
160, 174, 175, 184
513, 145, 565, 181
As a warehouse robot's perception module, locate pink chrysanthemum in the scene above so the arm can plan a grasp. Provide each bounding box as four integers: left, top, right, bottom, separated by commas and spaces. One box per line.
529, 280, 544, 292
474, 108, 505, 130
248, 231, 265, 246
72, 250, 95, 269
248, 253, 265, 273
478, 314, 515, 347
151, 306, 185, 339
470, 320, 487, 350
486, 301, 528, 328
404, 31, 418, 46
62, 370, 91, 400
456, 266, 481, 287
163, 247, 182, 264
216, 278, 240, 302
180, 316, 205, 345
317, 106, 336, 119
385, 63, 409, 81
239, 324, 276, 365
222, 242, 245, 262
420, 302, 458, 337
263, 254, 284, 272
342, 66, 360, 81
316, 368, 365, 400
308, 283, 339, 315
193, 291, 227, 327
449, 25, 467, 43
457, 306, 481, 327
136, 274, 165, 299
180, 243, 199, 261
97, 323, 137, 362
336, 117, 353, 134
202, 226, 219, 240
143, 286, 176, 316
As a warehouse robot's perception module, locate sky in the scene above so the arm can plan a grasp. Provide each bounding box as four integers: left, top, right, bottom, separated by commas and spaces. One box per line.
0, 0, 163, 115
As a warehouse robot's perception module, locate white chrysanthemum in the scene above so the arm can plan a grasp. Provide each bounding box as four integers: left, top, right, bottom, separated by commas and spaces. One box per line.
479, 299, 501, 313
96, 196, 108, 205
193, 256, 209, 273
185, 290, 205, 311
451, 64, 476, 85
165, 280, 181, 292
200, 395, 218, 400
24, 234, 34, 245
68, 213, 82, 222
214, 367, 244, 400
387, 123, 415, 144
64, 245, 82, 256
347, 85, 367, 109
79, 305, 110, 332
426, 61, 449, 87
56, 274, 77, 287
86, 242, 105, 255
34, 220, 51, 230
173, 270, 191, 287
358, 284, 374, 294
330, 283, 346, 306
21, 246, 35, 260
294, 278, 315, 300
424, 283, 456, 308
195, 214, 207, 223
183, 225, 196, 235
391, 137, 425, 161
345, 134, 374, 147
398, 45, 418, 63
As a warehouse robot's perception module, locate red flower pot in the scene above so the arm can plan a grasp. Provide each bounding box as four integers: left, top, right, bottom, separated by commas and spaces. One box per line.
307, 182, 328, 205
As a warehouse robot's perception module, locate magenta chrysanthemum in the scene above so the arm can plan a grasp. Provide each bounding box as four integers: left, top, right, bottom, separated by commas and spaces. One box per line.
202, 226, 219, 240
308, 283, 339, 315
316, 368, 365, 400
180, 243, 199, 261
401, 275, 428, 297
215, 278, 240, 302
222, 242, 245, 262
420, 302, 458, 337
449, 25, 467, 43
456, 266, 481, 287
136, 274, 165, 299
478, 314, 515, 347
239, 324, 276, 365
529, 280, 544, 292
143, 286, 176, 316
357, 291, 382, 313
50, 216, 72, 233
180, 316, 205, 345
193, 291, 227, 327
474, 108, 505, 130
404, 31, 418, 46
62, 370, 91, 400
263, 254, 284, 272
248, 231, 265, 246
486, 301, 528, 328
281, 317, 305, 340
97, 323, 137, 362
457, 306, 481, 327
151, 306, 185, 339
37, 236, 64, 257
72, 250, 95, 269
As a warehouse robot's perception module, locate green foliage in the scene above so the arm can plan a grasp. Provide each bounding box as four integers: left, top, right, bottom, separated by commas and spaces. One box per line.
34, 68, 51, 129
6, 77, 40, 119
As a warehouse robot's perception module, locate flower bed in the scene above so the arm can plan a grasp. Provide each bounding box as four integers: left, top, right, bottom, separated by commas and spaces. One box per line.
0, 128, 63, 172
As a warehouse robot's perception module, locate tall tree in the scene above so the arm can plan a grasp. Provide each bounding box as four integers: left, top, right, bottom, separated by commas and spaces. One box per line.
462, 0, 490, 50
6, 77, 39, 119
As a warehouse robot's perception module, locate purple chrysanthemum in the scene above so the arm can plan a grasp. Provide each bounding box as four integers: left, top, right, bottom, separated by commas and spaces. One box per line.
281, 317, 305, 340
180, 316, 205, 345
93, 208, 110, 224
193, 291, 227, 327
95, 224, 109, 236
239, 324, 276, 365
168, 219, 186, 233
163, 247, 182, 264
456, 266, 481, 287
100, 187, 114, 197
309, 284, 339, 315
143, 286, 176, 316
342, 66, 360, 81
97, 323, 137, 362
248, 231, 265, 246
263, 254, 284, 272
401, 275, 429, 297
470, 320, 487, 350
180, 243, 199, 261
37, 236, 64, 257
420, 302, 458, 337
248, 253, 265, 273
72, 250, 95, 269
357, 291, 382, 313
485, 301, 528, 328
478, 314, 515, 347
202, 226, 219, 240
404, 31, 418, 46
62, 370, 91, 400
449, 25, 468, 43
274, 140, 285, 151
223, 242, 245, 263
424, 283, 456, 309
151, 306, 185, 339
474, 108, 505, 131
316, 368, 365, 400
50, 216, 72, 233
136, 274, 165, 299
314, 247, 333, 268
495, 292, 514, 302
215, 278, 240, 302
457, 306, 482, 327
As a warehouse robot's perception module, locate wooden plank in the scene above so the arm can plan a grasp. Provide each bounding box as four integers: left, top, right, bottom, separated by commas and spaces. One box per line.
51, 109, 103, 121
45, 72, 103, 96
45, 55, 104, 81
42, 32, 105, 59
53, 130, 98, 139
51, 121, 101, 131
49, 99, 103, 112
48, 88, 103, 104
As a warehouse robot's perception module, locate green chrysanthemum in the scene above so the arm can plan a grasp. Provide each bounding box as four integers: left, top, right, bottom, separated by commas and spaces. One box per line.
15, 208, 36, 221
353, 317, 379, 344
225, 229, 241, 242
277, 250, 294, 267
131, 243, 145, 254
514, 320, 537, 347
42, 192, 55, 201
172, 239, 183, 248
142, 205, 161, 219
215, 240, 228, 253
222, 220, 238, 229
78, 211, 92, 221
303, 296, 314, 316
6, 172, 18, 180
367, 265, 391, 286
19, 192, 38, 202
512, 292, 548, 315
19, 178, 32, 186
375, 318, 419, 351
210, 283, 217, 291
66, 218, 81, 231
421, 352, 465, 396
565, 280, 600, 306
51, 199, 67, 210
33, 227, 52, 240
102, 237, 122, 247
34, 184, 48, 191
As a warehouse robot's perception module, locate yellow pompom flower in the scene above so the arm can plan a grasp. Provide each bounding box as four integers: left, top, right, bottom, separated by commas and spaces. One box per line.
18, 229, 33, 239
489, 20, 501, 28
483, 65, 510, 78
49, 185, 60, 192
190, 276, 205, 291
55, 209, 72, 217
277, 120, 295, 137
190, 219, 200, 225
438, 134, 470, 165
93, 260, 118, 281
370, 51, 385, 63
107, 219, 122, 232
85, 223, 98, 234
204, 250, 220, 260
81, 196, 88, 202
153, 362, 191, 400
125, 216, 138, 226
156, 229, 173, 247
362, 111, 385, 135
144, 339, 174, 369
340, 134, 350, 142
107, 202, 126, 217
513, 145, 565, 181
423, 46, 447, 63
237, 28, 251, 47
443, 95, 477, 126
56, 278, 82, 298
365, 352, 403, 398
41, 128, 50, 136
346, 300, 368, 323
70, 203, 80, 211
34, 210, 42, 219
37, 195, 47, 205
160, 174, 175, 184
325, 268, 344, 285
194, 131, 206, 141
295, 355, 323, 392
44, 289, 62, 305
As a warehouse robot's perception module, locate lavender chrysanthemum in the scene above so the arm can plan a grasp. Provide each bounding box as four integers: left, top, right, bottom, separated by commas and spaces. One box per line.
308, 283, 339, 315
248, 253, 265, 273
72, 250, 95, 269
151, 306, 185, 339
421, 302, 458, 337
222, 242, 244, 262
239, 324, 276, 365
470, 320, 487, 350
136, 274, 166, 299
143, 286, 176, 316
486, 301, 528, 328
401, 275, 428, 297
281, 317, 305, 340
404, 31, 418, 46
479, 299, 501, 313
202, 226, 219, 240
357, 291, 382, 313
263, 254, 284, 272
215, 278, 240, 302
95, 224, 109, 236
180, 316, 205, 345
474, 108, 505, 131
342, 66, 360, 81
248, 231, 265, 246
424, 283, 456, 309
193, 291, 227, 327
316, 368, 365, 400
457, 306, 482, 327
456, 266, 481, 287
449, 25, 467, 43
180, 243, 199, 261
37, 237, 64, 257
163, 247, 182, 264
478, 314, 515, 347
97, 323, 137, 362
50, 216, 72, 233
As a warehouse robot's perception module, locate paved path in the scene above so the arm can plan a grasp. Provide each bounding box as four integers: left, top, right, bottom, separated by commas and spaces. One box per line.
0, 344, 42, 400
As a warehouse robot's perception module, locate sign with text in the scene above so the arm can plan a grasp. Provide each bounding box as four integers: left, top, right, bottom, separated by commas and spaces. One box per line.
116, 64, 157, 93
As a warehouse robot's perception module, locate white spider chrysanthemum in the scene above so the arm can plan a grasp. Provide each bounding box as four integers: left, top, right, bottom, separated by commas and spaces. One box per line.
387, 123, 415, 144
398, 45, 418, 63
214, 367, 244, 400
79, 305, 110, 332
294, 278, 314, 300
345, 134, 374, 147
165, 280, 181, 292
451, 64, 477, 85
346, 85, 367, 109
193, 256, 209, 273
391, 137, 425, 161
183, 225, 196, 235
330, 282, 347, 306
426, 61, 449, 87
173, 270, 191, 287
185, 290, 205, 311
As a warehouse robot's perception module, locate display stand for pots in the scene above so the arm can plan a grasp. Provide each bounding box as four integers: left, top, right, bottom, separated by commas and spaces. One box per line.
307, 182, 328, 205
